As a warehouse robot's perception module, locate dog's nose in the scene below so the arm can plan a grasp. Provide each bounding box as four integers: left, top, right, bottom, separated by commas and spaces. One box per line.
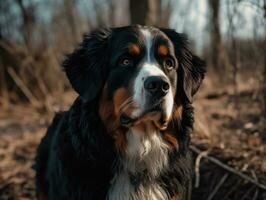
144, 76, 170, 97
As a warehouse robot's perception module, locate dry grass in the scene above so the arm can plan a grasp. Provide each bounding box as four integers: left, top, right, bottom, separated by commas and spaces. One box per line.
0, 80, 265, 199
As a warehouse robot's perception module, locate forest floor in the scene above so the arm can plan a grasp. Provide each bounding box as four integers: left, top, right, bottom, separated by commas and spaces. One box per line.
0, 80, 265, 200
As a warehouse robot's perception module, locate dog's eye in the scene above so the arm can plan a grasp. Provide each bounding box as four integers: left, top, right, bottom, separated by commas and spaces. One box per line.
164, 58, 175, 70
120, 58, 132, 67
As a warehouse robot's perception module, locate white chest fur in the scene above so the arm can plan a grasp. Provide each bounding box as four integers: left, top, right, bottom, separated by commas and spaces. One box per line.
107, 128, 170, 200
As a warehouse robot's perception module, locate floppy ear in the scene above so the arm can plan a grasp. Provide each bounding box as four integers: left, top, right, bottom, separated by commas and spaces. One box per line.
62, 28, 112, 102
160, 28, 206, 102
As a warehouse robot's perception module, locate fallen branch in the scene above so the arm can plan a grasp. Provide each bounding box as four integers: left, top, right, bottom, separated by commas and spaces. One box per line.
240, 185, 256, 200
7, 67, 40, 108
190, 145, 266, 191
207, 173, 229, 200
252, 189, 259, 200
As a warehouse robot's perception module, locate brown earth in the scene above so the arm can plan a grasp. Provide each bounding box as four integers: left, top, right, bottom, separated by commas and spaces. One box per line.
0, 81, 265, 200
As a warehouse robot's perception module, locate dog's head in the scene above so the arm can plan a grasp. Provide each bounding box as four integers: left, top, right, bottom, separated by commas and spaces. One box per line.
63, 25, 206, 144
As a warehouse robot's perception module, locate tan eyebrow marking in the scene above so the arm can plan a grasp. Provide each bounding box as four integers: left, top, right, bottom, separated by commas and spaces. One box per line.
158, 45, 169, 56
128, 44, 140, 56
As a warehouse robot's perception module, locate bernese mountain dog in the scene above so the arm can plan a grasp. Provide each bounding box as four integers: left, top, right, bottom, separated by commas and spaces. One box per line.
35, 25, 206, 200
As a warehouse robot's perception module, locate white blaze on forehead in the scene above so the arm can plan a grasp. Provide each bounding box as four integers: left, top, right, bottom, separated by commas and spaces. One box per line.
131, 28, 174, 120
142, 63, 165, 77
141, 29, 153, 62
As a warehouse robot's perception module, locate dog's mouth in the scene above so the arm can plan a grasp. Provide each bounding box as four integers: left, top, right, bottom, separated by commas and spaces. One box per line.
119, 101, 168, 130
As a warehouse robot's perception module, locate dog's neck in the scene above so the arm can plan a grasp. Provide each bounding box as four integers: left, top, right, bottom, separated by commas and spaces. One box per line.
122, 125, 170, 178
108, 125, 171, 200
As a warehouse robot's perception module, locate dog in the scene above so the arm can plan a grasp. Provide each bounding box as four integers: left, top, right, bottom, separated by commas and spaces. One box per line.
35, 25, 206, 200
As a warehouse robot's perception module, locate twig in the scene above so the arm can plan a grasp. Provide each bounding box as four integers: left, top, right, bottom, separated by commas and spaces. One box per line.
194, 149, 209, 188
0, 59, 9, 108
240, 185, 255, 200
207, 173, 229, 200
7, 67, 40, 107
252, 189, 259, 200
250, 171, 259, 200
223, 178, 242, 199
36, 75, 54, 114
190, 145, 266, 191
251, 170, 258, 182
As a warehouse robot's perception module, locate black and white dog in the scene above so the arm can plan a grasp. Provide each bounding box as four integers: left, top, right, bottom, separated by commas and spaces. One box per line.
35, 25, 206, 200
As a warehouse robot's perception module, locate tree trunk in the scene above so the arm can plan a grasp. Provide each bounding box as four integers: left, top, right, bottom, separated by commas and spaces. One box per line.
0, 56, 9, 107
129, 0, 160, 25
208, 0, 221, 69
64, 0, 79, 42
15, 0, 35, 50
263, 0, 266, 120
158, 0, 171, 27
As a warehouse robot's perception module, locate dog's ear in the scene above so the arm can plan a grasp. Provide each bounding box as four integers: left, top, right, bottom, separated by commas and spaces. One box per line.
160, 28, 206, 103
63, 28, 112, 102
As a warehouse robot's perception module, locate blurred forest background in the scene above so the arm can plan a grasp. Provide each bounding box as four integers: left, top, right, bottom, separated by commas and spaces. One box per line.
0, 0, 265, 199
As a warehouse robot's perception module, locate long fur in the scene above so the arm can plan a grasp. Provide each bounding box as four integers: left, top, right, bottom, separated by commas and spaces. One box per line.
35, 25, 206, 200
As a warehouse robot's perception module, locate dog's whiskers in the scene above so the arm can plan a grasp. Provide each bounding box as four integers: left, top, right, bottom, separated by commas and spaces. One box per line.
120, 101, 136, 114
119, 96, 134, 110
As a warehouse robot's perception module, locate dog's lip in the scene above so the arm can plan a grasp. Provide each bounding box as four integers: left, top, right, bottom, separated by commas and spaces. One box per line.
153, 116, 168, 130
119, 102, 164, 127
120, 113, 136, 126
144, 103, 162, 113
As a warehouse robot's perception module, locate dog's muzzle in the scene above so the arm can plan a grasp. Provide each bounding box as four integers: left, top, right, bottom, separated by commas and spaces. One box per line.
144, 76, 170, 101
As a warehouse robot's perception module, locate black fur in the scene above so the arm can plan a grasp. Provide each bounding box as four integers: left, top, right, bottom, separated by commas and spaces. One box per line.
63, 28, 112, 102
160, 28, 206, 103
35, 25, 206, 200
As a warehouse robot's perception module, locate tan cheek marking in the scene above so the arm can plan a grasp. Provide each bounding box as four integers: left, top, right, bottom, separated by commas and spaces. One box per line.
173, 105, 183, 120
99, 85, 121, 131
113, 88, 130, 115
132, 123, 146, 133
128, 44, 140, 56
122, 105, 136, 117
130, 112, 161, 130
99, 86, 128, 152
158, 45, 169, 56
170, 195, 179, 200
163, 132, 178, 148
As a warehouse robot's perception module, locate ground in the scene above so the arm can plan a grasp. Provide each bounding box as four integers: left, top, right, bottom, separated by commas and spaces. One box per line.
0, 81, 265, 200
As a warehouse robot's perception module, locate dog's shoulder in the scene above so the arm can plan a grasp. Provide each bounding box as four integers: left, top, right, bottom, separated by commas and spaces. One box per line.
35, 111, 69, 199
36, 110, 69, 166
